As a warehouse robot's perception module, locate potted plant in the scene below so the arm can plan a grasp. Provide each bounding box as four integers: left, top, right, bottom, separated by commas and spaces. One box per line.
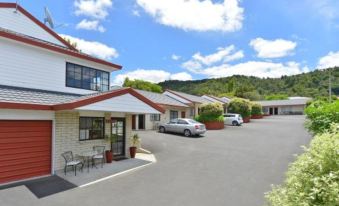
104, 133, 118, 163
129, 134, 140, 158
195, 102, 224, 130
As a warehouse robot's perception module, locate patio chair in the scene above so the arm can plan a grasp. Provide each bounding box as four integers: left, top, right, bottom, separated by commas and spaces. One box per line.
92, 146, 105, 168
61, 151, 84, 176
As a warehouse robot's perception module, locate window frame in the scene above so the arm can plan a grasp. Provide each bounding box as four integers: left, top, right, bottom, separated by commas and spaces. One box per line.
79, 117, 105, 141
150, 114, 161, 121
170, 110, 179, 120
66, 62, 110, 92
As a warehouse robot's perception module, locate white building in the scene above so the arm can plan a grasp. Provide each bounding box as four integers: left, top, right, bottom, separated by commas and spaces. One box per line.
256, 98, 311, 115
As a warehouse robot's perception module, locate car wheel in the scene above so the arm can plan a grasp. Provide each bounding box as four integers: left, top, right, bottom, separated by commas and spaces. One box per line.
184, 129, 191, 137
232, 121, 238, 126
159, 126, 166, 133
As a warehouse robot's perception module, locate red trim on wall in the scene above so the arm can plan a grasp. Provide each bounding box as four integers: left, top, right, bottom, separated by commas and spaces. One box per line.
0, 30, 122, 70
157, 103, 189, 108
0, 3, 76, 50
52, 88, 165, 113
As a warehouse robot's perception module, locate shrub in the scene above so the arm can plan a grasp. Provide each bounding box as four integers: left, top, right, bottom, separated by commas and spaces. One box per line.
227, 98, 252, 118
251, 103, 263, 115
305, 100, 339, 134
265, 124, 339, 206
195, 102, 224, 122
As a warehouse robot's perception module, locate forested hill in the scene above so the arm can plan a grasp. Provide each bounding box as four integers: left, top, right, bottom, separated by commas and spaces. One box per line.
158, 67, 339, 100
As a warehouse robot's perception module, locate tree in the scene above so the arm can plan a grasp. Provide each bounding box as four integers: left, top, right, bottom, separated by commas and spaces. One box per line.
227, 98, 252, 119
123, 78, 163, 93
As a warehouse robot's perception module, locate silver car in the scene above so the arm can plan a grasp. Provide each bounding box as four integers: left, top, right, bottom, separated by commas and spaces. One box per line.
158, 118, 206, 137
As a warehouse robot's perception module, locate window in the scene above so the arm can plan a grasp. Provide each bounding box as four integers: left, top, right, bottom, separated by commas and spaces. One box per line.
189, 108, 195, 116
66, 62, 109, 92
170, 110, 178, 120
177, 119, 188, 124
79, 117, 105, 141
150, 114, 160, 121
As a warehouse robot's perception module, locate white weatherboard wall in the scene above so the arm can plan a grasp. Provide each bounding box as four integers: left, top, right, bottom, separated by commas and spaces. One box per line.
76, 93, 161, 114
0, 38, 114, 94
0, 8, 65, 46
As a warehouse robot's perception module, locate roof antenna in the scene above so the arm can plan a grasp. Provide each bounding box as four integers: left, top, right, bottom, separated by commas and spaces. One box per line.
43, 6, 54, 29
14, 0, 19, 13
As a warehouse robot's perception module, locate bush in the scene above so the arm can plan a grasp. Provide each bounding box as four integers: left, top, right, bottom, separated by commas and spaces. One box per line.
227, 98, 252, 118
251, 103, 263, 115
265, 124, 339, 206
195, 102, 224, 122
305, 100, 339, 134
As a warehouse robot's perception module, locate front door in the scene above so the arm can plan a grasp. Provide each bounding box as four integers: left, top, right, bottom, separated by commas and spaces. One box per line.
269, 108, 274, 115
111, 118, 125, 157
138, 114, 145, 130
181, 111, 186, 118
274, 107, 279, 115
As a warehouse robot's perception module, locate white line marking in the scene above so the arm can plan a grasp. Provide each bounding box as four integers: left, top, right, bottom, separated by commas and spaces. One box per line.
79, 162, 153, 188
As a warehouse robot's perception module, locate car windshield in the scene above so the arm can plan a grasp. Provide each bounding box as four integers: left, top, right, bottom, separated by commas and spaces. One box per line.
187, 119, 199, 124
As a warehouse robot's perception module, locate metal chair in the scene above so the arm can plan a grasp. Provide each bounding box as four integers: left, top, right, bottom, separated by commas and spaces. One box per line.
92, 146, 105, 168
61, 151, 83, 176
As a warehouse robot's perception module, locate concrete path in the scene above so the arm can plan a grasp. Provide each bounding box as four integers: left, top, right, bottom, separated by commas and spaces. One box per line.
0, 116, 312, 206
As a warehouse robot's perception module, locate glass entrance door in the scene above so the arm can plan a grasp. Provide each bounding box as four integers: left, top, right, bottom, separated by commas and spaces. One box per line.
111, 118, 125, 157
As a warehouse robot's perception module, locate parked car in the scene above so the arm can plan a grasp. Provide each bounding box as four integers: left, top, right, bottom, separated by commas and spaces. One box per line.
158, 118, 206, 137
223, 113, 243, 126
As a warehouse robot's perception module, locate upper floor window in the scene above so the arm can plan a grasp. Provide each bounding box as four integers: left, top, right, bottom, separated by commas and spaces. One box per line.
66, 62, 109, 92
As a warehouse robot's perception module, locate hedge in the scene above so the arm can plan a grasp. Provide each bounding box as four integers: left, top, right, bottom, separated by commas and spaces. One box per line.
251, 103, 263, 115
305, 100, 339, 134
227, 98, 252, 118
265, 124, 339, 205
195, 102, 224, 122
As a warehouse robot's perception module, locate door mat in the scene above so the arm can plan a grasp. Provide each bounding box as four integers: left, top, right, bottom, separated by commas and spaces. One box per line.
0, 175, 77, 198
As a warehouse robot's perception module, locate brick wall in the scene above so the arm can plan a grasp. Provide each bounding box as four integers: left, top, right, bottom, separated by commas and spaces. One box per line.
54, 111, 111, 171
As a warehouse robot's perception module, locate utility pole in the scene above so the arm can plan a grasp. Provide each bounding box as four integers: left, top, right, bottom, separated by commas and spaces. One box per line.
329, 68, 332, 103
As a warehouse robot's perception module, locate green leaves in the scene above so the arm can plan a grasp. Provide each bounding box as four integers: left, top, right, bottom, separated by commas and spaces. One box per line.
305, 100, 339, 134
195, 102, 224, 122
227, 98, 252, 118
123, 78, 163, 93
251, 103, 263, 115
265, 124, 339, 206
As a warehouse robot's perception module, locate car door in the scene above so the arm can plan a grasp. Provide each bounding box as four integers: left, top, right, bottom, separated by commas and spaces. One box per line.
177, 119, 189, 133
166, 119, 177, 132
225, 115, 231, 125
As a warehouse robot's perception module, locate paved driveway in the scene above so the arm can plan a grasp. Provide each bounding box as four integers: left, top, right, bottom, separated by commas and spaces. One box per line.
1, 116, 312, 206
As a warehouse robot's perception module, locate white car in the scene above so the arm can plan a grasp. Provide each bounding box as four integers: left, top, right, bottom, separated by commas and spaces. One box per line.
223, 113, 243, 126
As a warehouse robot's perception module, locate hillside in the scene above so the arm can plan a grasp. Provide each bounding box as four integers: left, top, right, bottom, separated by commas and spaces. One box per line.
158, 67, 339, 100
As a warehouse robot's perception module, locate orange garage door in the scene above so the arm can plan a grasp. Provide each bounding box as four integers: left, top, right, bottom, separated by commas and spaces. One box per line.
0, 120, 52, 184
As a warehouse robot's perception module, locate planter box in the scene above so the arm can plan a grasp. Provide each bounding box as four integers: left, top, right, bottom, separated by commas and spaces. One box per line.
251, 114, 263, 119
243, 117, 251, 123
203, 121, 224, 130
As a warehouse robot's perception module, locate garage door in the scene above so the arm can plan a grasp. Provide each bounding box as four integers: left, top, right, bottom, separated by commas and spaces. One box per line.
0, 120, 52, 184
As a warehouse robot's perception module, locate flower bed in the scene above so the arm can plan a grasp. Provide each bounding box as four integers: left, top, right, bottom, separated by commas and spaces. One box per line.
251, 114, 263, 119
243, 117, 251, 123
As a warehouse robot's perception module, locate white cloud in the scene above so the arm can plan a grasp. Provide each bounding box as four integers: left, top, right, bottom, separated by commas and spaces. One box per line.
136, 0, 244, 32
182, 45, 244, 71
74, 0, 113, 19
188, 61, 310, 78
60, 34, 118, 60
171, 54, 181, 61
317, 51, 339, 69
76, 19, 106, 32
250, 38, 297, 58
112, 69, 192, 85
170, 72, 192, 81
132, 10, 141, 17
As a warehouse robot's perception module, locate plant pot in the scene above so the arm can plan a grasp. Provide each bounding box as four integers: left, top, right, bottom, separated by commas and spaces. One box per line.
203, 121, 224, 130
129, 147, 137, 158
243, 117, 251, 123
251, 114, 263, 119
105, 150, 113, 163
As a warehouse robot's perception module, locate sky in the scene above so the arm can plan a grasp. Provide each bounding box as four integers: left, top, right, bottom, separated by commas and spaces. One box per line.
4, 0, 339, 85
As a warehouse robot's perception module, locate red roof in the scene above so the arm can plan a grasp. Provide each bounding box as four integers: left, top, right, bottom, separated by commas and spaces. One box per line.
0, 3, 122, 70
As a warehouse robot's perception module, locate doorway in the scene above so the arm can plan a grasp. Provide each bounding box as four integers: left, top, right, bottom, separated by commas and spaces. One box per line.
111, 118, 125, 157
274, 107, 279, 115
138, 114, 145, 130
269, 108, 273, 115
181, 111, 186, 118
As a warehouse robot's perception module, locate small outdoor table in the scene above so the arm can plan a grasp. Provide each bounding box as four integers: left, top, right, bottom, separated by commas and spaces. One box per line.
80, 151, 98, 172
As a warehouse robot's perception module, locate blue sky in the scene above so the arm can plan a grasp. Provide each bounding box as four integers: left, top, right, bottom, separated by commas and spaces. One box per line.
5, 0, 339, 85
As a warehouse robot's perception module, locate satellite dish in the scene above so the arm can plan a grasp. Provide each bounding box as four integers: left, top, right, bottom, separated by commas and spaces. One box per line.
44, 7, 54, 29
